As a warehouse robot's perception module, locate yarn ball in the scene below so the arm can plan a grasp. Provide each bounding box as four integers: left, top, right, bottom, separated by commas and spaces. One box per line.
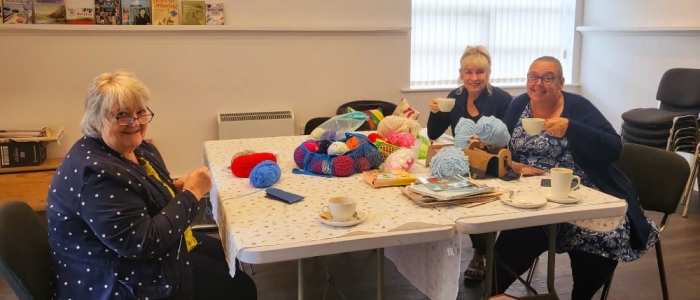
376, 115, 422, 138
316, 140, 333, 154
249, 160, 281, 188
321, 130, 337, 140
310, 159, 325, 175
327, 141, 350, 155
303, 140, 320, 152
331, 155, 355, 177
367, 133, 382, 143
454, 118, 477, 149
475, 116, 511, 147
363, 148, 384, 169
231, 152, 278, 178
232, 150, 254, 160
345, 136, 360, 150
355, 156, 371, 172
310, 128, 325, 140
293, 147, 308, 168
429, 146, 470, 177
384, 131, 417, 148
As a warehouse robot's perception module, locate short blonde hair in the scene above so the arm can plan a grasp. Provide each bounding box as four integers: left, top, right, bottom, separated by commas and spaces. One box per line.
458, 45, 493, 95
80, 70, 151, 138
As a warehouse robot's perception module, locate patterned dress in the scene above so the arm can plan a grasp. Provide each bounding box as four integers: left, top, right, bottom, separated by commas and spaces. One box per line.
509, 104, 660, 262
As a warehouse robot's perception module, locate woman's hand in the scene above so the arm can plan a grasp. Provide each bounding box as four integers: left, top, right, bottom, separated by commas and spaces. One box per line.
544, 117, 569, 138
182, 166, 212, 200
173, 177, 185, 192
428, 98, 441, 113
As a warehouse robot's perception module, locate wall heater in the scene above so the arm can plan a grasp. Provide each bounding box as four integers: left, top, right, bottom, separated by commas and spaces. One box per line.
217, 110, 296, 140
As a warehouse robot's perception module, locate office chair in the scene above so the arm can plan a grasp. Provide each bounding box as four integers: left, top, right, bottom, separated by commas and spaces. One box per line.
336, 100, 398, 131
599, 143, 690, 300
0, 201, 53, 300
620, 68, 700, 152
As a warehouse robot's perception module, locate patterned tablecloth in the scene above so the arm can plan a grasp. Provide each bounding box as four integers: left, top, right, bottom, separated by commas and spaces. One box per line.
202, 135, 460, 300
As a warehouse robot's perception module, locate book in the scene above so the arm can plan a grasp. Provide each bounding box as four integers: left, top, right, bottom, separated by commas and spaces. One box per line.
181, 0, 204, 25
2, 0, 33, 24
94, 0, 119, 24
120, 0, 149, 25
151, 0, 177, 25
399, 187, 500, 207
362, 169, 417, 188
204, 2, 222, 25
417, 174, 481, 192
33, 0, 65, 23
407, 181, 495, 201
66, 7, 93, 24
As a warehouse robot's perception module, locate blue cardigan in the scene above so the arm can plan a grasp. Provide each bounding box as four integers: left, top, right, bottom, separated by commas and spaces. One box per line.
502, 92, 652, 250
47, 137, 200, 300
426, 86, 512, 140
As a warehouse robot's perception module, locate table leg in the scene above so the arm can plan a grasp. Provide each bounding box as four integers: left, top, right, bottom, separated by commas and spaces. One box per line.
377, 248, 384, 300
547, 224, 557, 293
483, 231, 497, 298
298, 258, 304, 300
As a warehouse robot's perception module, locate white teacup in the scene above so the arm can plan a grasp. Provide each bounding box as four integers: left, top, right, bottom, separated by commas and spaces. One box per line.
522, 118, 545, 135
321, 197, 357, 221
436, 98, 456, 112
550, 168, 581, 199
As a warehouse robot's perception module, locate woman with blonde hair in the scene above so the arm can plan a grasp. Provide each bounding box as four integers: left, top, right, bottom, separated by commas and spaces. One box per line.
426, 45, 512, 281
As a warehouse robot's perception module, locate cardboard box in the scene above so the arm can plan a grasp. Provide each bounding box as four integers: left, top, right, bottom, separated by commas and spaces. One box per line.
0, 141, 47, 167
0, 127, 64, 168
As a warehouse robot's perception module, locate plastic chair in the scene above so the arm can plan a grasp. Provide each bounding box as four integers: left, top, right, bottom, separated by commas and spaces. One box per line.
0, 201, 53, 300
599, 143, 690, 300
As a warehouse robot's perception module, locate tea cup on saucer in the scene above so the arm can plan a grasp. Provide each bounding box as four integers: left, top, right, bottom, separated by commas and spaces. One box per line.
320, 197, 357, 222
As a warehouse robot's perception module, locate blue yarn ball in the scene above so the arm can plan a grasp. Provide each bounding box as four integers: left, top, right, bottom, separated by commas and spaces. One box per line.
249, 160, 281, 188
454, 118, 476, 149
475, 116, 510, 147
429, 146, 470, 177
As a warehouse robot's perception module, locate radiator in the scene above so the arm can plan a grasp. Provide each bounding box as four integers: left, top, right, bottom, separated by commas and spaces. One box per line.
217, 110, 295, 140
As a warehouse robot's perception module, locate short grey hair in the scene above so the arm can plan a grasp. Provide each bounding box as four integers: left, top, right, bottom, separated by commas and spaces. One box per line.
80, 70, 151, 138
533, 56, 564, 78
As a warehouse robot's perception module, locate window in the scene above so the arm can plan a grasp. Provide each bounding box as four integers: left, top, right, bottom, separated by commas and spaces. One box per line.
410, 0, 577, 89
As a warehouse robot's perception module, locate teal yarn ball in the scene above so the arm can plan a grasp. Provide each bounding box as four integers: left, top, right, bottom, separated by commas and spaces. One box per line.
249, 160, 281, 188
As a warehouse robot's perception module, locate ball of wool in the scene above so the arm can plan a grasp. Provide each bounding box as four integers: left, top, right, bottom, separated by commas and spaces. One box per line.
331, 155, 355, 177
454, 118, 477, 149
231, 150, 255, 160
345, 136, 360, 150
303, 140, 320, 152
316, 140, 333, 154
376, 116, 421, 138
327, 141, 350, 155
367, 133, 382, 143
385, 131, 417, 148
310, 128, 325, 140
310, 158, 325, 174
429, 146, 470, 177
231, 152, 278, 178
321, 130, 337, 140
249, 160, 281, 188
475, 116, 511, 148
363, 149, 384, 169
355, 156, 371, 172
293, 147, 309, 168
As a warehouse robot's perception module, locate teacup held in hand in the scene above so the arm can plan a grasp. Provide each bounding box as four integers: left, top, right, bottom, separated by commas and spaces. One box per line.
436, 98, 456, 112
321, 196, 357, 222
522, 118, 545, 135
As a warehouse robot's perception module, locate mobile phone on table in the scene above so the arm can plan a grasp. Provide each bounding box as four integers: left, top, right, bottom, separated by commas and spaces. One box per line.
540, 178, 578, 189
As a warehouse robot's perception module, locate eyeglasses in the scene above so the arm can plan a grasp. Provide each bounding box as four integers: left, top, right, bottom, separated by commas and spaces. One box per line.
114, 107, 155, 126
526, 74, 557, 84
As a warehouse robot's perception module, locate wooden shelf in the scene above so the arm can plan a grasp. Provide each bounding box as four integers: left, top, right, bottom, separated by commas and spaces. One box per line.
577, 26, 700, 36
0, 158, 62, 174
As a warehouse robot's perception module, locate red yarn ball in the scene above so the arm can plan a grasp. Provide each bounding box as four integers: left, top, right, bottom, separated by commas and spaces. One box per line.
331, 155, 355, 177
231, 152, 277, 178
303, 140, 320, 152
310, 159, 325, 175
367, 133, 382, 143
355, 156, 371, 172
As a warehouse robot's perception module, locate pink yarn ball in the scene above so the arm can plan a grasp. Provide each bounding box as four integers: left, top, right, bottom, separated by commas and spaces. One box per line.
303, 140, 320, 152
385, 131, 417, 148
293, 147, 308, 168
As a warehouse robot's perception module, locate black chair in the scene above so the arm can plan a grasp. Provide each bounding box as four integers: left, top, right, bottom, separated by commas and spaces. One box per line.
336, 100, 398, 131
599, 143, 690, 300
620, 68, 700, 152
0, 201, 53, 300
303, 117, 331, 135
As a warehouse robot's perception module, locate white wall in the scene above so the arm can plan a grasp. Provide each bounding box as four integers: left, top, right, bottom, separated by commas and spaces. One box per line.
579, 0, 700, 131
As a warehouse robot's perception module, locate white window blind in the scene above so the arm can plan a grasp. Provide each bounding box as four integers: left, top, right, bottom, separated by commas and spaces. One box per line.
411, 0, 576, 89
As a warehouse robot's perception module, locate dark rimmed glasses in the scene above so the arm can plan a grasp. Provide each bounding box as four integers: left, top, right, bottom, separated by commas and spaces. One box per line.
114, 107, 155, 126
526, 74, 557, 84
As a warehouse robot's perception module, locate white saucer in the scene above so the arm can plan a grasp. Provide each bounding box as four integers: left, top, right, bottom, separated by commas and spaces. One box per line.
544, 191, 582, 204
318, 210, 367, 227
501, 193, 547, 209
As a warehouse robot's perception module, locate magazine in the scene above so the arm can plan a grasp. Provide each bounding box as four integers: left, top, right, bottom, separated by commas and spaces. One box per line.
417, 174, 482, 192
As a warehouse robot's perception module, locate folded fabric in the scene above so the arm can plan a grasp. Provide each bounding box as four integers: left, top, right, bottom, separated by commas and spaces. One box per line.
265, 188, 304, 204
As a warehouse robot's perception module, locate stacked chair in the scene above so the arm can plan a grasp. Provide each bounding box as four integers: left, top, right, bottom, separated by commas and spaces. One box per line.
620, 68, 700, 217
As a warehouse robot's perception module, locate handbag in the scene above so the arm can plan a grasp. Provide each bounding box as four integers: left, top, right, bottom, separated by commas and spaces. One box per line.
462, 142, 513, 179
